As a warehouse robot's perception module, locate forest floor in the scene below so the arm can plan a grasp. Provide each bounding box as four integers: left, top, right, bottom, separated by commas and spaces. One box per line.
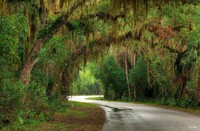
37, 101, 105, 131
87, 97, 200, 116
2, 101, 105, 131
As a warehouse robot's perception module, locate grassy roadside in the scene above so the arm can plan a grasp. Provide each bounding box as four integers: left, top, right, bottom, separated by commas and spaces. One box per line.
87, 97, 200, 116
38, 101, 105, 131
3, 101, 105, 131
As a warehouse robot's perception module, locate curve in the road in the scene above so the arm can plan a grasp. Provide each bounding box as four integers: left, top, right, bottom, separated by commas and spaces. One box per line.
69, 96, 200, 131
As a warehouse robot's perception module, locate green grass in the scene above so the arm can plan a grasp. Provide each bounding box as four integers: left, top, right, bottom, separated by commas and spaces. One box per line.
68, 101, 98, 108
37, 101, 105, 131
2, 118, 44, 131
86, 97, 105, 101
57, 109, 86, 118
2, 101, 105, 131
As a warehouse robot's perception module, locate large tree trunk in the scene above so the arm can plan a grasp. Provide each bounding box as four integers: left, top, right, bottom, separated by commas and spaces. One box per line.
19, 0, 86, 86
19, 58, 39, 87
61, 69, 71, 100
19, 39, 43, 86
177, 74, 190, 102
20, 58, 39, 103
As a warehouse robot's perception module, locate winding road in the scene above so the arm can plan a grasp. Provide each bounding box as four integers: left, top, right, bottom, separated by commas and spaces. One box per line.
69, 96, 200, 131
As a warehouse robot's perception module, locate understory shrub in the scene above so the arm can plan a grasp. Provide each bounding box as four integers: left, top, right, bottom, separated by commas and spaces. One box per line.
0, 79, 24, 128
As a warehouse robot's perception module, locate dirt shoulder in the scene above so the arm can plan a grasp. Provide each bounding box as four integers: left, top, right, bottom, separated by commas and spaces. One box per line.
37, 101, 105, 131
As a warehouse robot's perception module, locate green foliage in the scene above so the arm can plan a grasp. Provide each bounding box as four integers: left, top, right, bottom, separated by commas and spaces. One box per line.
71, 63, 103, 95
0, 15, 27, 77
129, 57, 147, 89
162, 3, 188, 27
27, 82, 48, 109
178, 99, 196, 108
161, 2, 200, 60
96, 55, 127, 100
0, 14, 28, 128
48, 98, 68, 113
1, 82, 58, 130
39, 36, 70, 65
31, 68, 49, 87
96, 2, 111, 13
129, 57, 149, 100
0, 79, 24, 128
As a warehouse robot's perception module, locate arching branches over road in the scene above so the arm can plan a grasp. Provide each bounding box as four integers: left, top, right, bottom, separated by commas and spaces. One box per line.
19, 0, 87, 87
61, 31, 133, 97
19, 0, 125, 87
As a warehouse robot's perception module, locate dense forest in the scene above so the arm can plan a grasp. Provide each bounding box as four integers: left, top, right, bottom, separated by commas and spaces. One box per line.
0, 0, 200, 129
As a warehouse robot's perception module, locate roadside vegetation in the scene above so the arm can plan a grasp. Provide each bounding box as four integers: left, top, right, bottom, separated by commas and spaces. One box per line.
2, 101, 105, 131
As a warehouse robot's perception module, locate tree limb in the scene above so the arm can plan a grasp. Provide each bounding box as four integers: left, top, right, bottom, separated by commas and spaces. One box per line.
19, 0, 87, 85
164, 45, 188, 54
86, 12, 125, 21
65, 31, 133, 66
29, 0, 86, 59
65, 12, 125, 31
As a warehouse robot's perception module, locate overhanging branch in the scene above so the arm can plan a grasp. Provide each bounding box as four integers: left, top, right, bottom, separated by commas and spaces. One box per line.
65, 12, 126, 31
65, 31, 133, 67
86, 12, 125, 21
164, 45, 181, 54
29, 0, 86, 59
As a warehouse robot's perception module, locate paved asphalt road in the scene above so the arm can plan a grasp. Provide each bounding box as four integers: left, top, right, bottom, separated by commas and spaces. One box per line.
69, 96, 200, 131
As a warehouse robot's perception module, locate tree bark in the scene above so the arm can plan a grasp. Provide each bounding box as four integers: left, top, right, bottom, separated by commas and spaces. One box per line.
39, 0, 47, 27
124, 47, 131, 97
196, 65, 200, 106
19, 0, 86, 86
133, 52, 137, 100
104, 86, 109, 99
20, 58, 39, 103
19, 58, 39, 87
61, 68, 71, 100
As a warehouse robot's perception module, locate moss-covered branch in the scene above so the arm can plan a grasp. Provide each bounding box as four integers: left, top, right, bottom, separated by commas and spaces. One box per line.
65, 12, 125, 31
19, 0, 87, 86
65, 31, 133, 66
29, 0, 86, 59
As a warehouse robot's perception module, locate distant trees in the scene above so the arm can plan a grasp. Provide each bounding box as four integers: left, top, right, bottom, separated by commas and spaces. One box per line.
94, 55, 127, 100
70, 64, 103, 95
